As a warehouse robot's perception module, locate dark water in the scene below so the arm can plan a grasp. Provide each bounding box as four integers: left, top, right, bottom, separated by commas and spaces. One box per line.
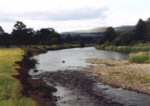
30, 47, 150, 106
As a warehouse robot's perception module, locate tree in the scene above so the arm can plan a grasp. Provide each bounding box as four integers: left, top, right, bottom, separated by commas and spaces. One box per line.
11, 21, 28, 45
102, 27, 116, 42
134, 19, 146, 41
11, 21, 37, 45
119, 31, 135, 45
65, 34, 72, 43
0, 26, 4, 33
80, 40, 85, 47
13, 21, 26, 31
36, 28, 62, 45
144, 18, 150, 41
0, 33, 10, 47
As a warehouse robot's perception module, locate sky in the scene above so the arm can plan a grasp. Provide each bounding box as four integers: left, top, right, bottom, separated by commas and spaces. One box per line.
0, 0, 150, 33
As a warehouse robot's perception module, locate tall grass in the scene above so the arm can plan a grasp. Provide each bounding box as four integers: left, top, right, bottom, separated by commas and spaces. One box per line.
129, 52, 150, 63
22, 44, 81, 55
0, 48, 36, 106
96, 44, 150, 52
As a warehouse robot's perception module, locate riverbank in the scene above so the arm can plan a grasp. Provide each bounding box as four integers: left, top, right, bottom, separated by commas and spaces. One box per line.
0, 44, 89, 106
86, 58, 150, 94
22, 43, 95, 55
16, 44, 87, 106
15, 51, 57, 106
0, 48, 36, 106
96, 44, 150, 52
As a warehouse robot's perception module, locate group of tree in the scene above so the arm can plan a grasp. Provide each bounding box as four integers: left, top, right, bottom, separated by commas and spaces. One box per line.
98, 18, 150, 46
1, 18, 150, 47
0, 21, 62, 47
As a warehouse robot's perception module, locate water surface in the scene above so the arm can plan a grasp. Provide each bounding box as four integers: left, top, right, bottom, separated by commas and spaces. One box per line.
30, 47, 150, 106
34, 47, 129, 72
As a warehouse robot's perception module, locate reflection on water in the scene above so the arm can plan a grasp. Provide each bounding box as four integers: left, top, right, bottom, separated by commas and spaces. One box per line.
34, 47, 129, 72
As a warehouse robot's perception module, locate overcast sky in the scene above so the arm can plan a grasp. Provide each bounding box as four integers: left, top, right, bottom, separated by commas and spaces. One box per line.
0, 0, 150, 33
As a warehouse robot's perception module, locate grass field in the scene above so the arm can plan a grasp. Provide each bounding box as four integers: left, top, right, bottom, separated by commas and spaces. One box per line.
0, 48, 36, 106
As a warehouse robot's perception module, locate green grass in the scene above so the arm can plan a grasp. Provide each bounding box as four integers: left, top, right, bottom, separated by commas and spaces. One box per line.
129, 52, 150, 63
21, 44, 81, 55
96, 44, 150, 52
0, 44, 92, 105
96, 44, 150, 63
0, 48, 36, 106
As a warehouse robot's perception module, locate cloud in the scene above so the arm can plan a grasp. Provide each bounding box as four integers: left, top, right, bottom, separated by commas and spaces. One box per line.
0, 7, 108, 23
21, 7, 108, 21
0, 0, 150, 33
48, 7, 108, 20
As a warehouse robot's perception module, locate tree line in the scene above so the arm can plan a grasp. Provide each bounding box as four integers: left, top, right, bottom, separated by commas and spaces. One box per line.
0, 21, 63, 47
98, 18, 150, 46
0, 21, 94, 47
1, 18, 149, 47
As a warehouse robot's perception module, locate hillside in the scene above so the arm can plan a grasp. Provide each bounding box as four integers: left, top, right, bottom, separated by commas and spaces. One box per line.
61, 25, 135, 37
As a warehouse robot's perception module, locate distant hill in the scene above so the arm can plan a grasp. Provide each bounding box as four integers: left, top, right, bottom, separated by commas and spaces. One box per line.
61, 25, 135, 38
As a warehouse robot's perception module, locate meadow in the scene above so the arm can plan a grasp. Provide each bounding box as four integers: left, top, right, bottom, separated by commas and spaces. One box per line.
0, 48, 36, 106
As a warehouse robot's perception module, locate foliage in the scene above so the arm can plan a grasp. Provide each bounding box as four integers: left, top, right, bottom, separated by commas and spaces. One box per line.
0, 21, 63, 46
97, 18, 150, 46
115, 31, 135, 45
101, 27, 116, 42
79, 40, 85, 47
134, 19, 146, 41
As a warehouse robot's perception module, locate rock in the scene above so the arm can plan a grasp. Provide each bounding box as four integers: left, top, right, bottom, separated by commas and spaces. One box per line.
34, 69, 38, 73
62, 60, 65, 63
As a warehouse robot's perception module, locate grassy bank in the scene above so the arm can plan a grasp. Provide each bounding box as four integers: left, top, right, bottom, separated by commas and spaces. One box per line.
96, 44, 150, 52
0, 44, 93, 106
96, 44, 150, 63
0, 48, 36, 106
22, 43, 96, 54
21, 44, 80, 55
129, 52, 150, 63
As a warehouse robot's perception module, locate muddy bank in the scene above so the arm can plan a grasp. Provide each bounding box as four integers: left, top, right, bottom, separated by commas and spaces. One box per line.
14, 52, 57, 106
86, 58, 150, 94
33, 70, 123, 106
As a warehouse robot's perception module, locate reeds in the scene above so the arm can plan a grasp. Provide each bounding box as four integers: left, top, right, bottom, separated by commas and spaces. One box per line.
96, 44, 150, 52
129, 52, 150, 63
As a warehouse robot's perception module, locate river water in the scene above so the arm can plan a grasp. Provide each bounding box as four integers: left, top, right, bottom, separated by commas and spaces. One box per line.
30, 47, 150, 106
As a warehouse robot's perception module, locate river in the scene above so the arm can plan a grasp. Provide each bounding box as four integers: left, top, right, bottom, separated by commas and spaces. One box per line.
30, 47, 150, 106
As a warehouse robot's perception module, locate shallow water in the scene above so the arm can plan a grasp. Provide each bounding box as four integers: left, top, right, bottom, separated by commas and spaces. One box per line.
33, 47, 129, 72
30, 47, 150, 106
